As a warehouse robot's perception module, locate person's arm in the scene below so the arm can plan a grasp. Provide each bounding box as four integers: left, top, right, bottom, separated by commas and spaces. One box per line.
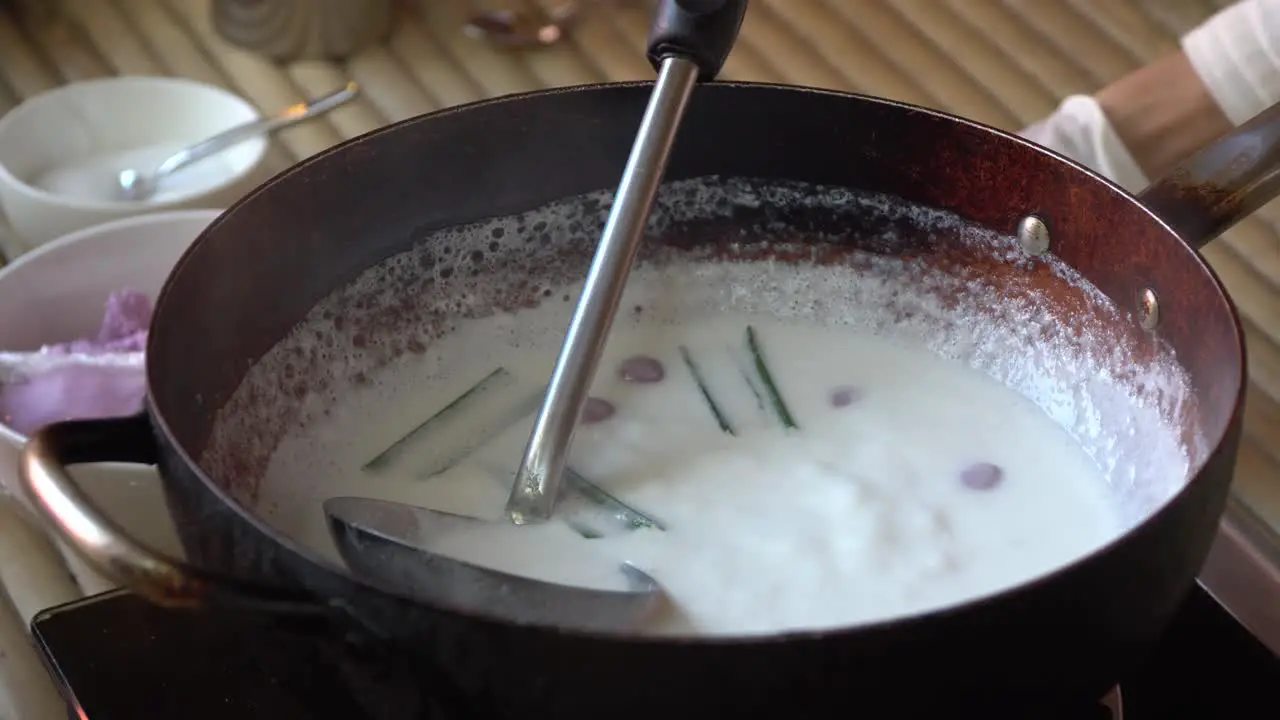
1022, 0, 1280, 191
1095, 50, 1231, 182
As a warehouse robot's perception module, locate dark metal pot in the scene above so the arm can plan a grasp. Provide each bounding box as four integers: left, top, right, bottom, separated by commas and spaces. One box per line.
20, 79, 1277, 716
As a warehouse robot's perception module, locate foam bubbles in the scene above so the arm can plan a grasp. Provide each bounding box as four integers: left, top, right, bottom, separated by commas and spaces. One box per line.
201, 176, 1197, 530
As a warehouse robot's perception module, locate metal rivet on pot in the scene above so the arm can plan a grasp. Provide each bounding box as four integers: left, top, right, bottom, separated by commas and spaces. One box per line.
1138, 288, 1160, 330
1017, 214, 1050, 255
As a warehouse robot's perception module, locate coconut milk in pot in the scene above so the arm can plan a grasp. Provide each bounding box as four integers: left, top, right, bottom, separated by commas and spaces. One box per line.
202, 177, 1198, 637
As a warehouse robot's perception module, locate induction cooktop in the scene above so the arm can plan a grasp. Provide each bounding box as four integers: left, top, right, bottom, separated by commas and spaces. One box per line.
27, 579, 1280, 719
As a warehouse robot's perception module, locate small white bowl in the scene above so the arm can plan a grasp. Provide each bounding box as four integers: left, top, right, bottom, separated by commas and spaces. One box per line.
0, 210, 221, 562
0, 76, 270, 253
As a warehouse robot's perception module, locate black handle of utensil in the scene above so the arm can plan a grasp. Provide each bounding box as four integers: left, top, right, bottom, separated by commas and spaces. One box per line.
647, 0, 748, 81
1137, 101, 1280, 250
19, 413, 336, 619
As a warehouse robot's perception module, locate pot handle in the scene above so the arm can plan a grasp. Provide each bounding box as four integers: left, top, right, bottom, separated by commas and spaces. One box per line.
1137, 102, 1280, 249
19, 414, 333, 617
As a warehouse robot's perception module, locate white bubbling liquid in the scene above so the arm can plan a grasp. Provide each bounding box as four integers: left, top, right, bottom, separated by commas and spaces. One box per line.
204, 177, 1198, 638
258, 264, 1119, 636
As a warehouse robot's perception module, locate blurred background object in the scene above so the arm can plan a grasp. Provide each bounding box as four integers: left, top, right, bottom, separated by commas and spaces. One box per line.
1, 0, 62, 29
213, 0, 393, 62
465, 0, 604, 48
464, 0, 585, 49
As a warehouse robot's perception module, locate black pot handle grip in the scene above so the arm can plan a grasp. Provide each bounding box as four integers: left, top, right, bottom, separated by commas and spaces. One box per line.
19, 414, 333, 618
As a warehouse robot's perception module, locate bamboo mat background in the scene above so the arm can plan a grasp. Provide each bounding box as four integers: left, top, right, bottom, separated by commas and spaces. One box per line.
0, 1, 1276, 714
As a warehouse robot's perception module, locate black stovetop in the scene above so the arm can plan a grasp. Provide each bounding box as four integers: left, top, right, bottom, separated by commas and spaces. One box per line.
29, 583, 1280, 719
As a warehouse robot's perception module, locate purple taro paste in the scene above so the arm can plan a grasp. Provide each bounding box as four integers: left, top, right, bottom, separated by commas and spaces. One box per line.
960, 462, 1004, 491
0, 289, 151, 436
580, 397, 616, 424
619, 355, 666, 384
829, 386, 863, 408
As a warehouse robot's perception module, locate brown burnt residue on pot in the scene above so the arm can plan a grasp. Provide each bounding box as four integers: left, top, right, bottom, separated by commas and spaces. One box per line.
200, 176, 1201, 531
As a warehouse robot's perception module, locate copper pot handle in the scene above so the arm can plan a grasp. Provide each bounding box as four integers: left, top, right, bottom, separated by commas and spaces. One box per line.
1137, 102, 1280, 250
19, 414, 330, 616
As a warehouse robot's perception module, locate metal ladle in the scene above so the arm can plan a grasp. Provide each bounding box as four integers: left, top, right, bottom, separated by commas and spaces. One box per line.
506, 0, 748, 525
325, 496, 665, 631
325, 0, 747, 631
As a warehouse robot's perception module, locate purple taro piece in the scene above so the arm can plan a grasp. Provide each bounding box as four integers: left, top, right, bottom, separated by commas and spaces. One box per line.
960, 462, 1004, 491
0, 362, 147, 436
0, 289, 152, 435
829, 386, 863, 408
97, 290, 152, 343
46, 289, 153, 355
580, 397, 616, 424
97, 329, 149, 353
618, 355, 665, 384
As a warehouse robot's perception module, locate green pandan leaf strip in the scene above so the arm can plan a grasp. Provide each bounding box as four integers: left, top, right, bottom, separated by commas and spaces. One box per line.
746, 326, 798, 430
679, 345, 736, 436
476, 461, 664, 537
364, 367, 529, 474
563, 466, 667, 532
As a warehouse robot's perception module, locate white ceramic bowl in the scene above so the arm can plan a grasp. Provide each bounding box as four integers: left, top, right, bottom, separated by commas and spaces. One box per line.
0, 76, 270, 253
0, 211, 222, 561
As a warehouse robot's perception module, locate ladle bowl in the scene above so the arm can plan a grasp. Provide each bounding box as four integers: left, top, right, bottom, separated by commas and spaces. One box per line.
324, 496, 666, 632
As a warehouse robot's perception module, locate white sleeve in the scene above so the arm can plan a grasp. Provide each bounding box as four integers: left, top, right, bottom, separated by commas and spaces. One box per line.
1183, 0, 1280, 126
1018, 95, 1150, 194
1020, 0, 1280, 194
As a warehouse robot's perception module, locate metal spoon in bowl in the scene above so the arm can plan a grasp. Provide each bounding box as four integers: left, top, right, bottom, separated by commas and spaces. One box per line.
115, 82, 360, 202
324, 496, 666, 631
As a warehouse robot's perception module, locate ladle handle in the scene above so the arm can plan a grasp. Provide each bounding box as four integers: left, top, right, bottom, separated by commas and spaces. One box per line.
506, 57, 702, 524
1137, 101, 1280, 250
506, 2, 748, 524
647, 0, 748, 80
